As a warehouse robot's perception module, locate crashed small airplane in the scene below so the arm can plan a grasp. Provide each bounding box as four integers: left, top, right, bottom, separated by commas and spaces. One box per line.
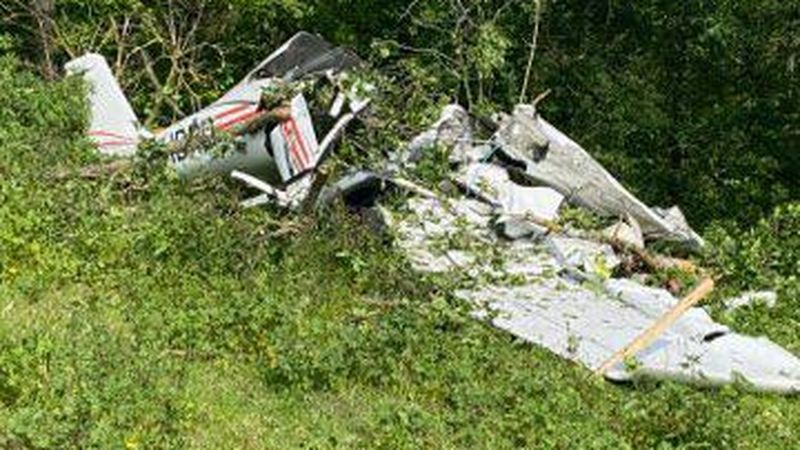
65, 32, 367, 206
65, 32, 800, 394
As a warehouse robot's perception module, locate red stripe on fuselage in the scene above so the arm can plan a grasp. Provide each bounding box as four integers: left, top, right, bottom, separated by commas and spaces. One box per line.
288, 117, 312, 169
217, 109, 261, 131
213, 104, 253, 121
89, 130, 136, 142
281, 121, 307, 170
97, 140, 136, 147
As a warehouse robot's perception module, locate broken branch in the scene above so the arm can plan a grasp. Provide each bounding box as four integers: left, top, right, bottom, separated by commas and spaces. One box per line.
519, 0, 543, 104
594, 278, 715, 377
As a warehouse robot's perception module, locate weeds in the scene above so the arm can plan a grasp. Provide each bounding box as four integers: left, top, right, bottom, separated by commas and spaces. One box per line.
1, 53, 799, 450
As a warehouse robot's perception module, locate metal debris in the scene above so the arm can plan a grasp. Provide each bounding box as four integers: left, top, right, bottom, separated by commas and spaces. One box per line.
404, 104, 478, 165
389, 103, 800, 393
67, 41, 799, 394
493, 106, 705, 248
724, 291, 779, 311
394, 192, 800, 393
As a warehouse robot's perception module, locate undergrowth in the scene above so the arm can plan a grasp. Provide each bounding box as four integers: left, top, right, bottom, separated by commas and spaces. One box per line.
1, 56, 799, 449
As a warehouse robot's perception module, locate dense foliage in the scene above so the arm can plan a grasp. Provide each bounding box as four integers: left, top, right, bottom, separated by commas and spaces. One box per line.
1, 44, 800, 448
0, 1, 798, 448
2, 0, 797, 226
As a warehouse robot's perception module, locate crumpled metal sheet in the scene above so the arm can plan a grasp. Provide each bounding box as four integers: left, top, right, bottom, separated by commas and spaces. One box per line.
245, 31, 362, 82
401, 104, 486, 166
456, 163, 564, 222
393, 193, 800, 394
161, 32, 362, 182
494, 105, 705, 248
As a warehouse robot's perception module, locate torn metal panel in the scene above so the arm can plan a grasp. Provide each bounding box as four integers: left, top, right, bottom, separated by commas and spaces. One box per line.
456, 163, 565, 222
403, 104, 478, 165
392, 189, 800, 393
463, 276, 800, 393
494, 105, 705, 248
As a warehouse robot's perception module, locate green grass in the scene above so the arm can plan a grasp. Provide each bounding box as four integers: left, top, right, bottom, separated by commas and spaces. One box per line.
1, 56, 799, 449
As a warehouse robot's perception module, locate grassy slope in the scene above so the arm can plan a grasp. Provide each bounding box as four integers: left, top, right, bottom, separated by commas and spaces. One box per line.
1, 57, 799, 449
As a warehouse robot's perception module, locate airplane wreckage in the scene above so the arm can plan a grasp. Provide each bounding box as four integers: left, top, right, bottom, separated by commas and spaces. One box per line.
66, 32, 800, 394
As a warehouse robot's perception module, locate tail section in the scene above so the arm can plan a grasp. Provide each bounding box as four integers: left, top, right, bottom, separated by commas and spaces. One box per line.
65, 54, 145, 156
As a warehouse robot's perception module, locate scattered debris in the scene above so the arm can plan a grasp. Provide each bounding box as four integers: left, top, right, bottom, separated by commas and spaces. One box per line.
405, 104, 476, 164
66, 35, 800, 394
724, 291, 779, 311
493, 106, 705, 249
390, 103, 800, 393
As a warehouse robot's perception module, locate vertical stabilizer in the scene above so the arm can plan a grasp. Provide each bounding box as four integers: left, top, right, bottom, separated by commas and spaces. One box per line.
65, 54, 143, 156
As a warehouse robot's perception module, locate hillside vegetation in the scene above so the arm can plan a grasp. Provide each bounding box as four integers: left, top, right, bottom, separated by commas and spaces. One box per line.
1, 1, 799, 448
4, 0, 798, 226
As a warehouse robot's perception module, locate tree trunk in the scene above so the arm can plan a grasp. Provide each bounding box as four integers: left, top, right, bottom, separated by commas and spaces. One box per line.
33, 0, 56, 79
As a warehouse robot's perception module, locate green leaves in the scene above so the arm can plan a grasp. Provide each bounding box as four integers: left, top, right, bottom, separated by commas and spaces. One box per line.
1, 2, 799, 446
469, 23, 512, 81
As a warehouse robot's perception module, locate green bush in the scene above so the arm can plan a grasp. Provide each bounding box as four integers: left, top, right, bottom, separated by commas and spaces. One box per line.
1, 54, 800, 450
706, 203, 800, 291
704, 203, 800, 354
2, 1, 800, 445
3, 0, 796, 226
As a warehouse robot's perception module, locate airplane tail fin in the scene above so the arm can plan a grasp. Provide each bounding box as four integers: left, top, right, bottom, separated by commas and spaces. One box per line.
65, 54, 146, 156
